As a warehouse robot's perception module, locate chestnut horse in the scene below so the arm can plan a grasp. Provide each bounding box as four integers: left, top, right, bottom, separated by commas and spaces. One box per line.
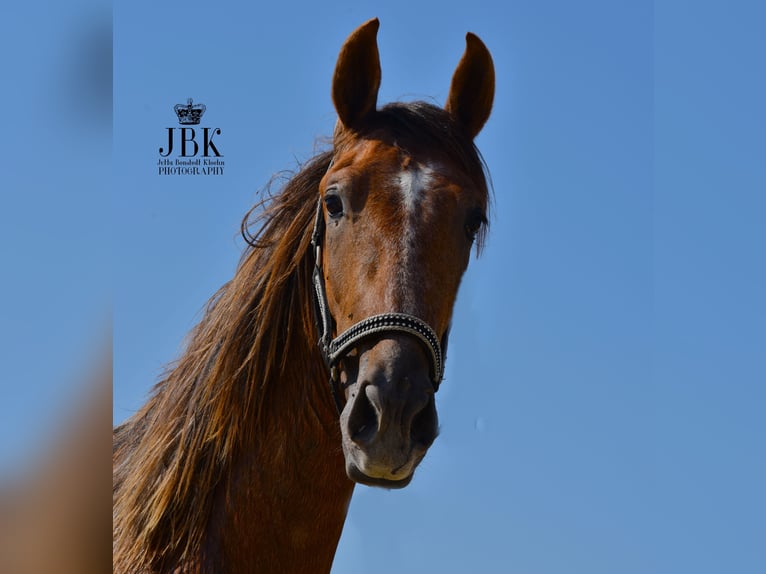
114, 18, 494, 573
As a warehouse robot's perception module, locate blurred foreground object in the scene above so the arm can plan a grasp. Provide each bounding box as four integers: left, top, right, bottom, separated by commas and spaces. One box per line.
0, 1, 112, 571
0, 352, 112, 574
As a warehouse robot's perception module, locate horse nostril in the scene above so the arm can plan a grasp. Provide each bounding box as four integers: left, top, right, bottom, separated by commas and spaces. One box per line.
410, 394, 438, 448
348, 386, 378, 445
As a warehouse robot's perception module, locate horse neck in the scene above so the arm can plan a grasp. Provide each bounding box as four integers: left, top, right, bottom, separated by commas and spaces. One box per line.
115, 289, 354, 573
201, 366, 354, 574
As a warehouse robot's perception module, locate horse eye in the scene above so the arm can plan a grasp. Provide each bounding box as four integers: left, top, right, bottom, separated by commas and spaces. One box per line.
465, 211, 487, 241
324, 193, 344, 219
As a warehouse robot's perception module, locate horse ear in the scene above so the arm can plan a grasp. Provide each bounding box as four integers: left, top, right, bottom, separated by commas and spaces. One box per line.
445, 33, 495, 139
332, 18, 382, 131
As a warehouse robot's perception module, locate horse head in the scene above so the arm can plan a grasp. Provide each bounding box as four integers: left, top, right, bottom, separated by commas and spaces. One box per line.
315, 18, 495, 487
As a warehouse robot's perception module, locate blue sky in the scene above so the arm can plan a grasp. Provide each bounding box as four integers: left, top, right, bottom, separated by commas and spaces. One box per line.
2, 1, 765, 572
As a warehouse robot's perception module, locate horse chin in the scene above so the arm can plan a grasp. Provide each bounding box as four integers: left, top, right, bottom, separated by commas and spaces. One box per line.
345, 461, 414, 489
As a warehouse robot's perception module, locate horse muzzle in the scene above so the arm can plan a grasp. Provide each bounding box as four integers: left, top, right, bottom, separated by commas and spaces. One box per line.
338, 337, 439, 487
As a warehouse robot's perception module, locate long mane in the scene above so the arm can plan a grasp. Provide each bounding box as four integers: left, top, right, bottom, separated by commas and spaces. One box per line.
112, 101, 490, 573
113, 150, 333, 572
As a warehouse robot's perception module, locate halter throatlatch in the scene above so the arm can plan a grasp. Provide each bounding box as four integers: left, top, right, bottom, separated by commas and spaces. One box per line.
310, 196, 445, 413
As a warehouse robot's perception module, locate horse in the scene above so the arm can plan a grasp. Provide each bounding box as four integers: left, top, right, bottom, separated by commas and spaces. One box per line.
113, 18, 495, 573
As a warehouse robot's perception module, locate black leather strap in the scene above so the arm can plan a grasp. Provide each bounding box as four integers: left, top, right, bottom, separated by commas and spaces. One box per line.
327, 313, 444, 385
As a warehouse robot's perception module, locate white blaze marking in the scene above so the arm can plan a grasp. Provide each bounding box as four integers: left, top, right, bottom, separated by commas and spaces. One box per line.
393, 161, 438, 310
397, 162, 434, 216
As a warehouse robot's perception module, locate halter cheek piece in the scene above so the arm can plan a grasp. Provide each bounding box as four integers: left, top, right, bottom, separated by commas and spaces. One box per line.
310, 178, 447, 414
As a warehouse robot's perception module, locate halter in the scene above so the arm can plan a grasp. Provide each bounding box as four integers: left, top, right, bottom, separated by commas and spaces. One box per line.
310, 186, 446, 414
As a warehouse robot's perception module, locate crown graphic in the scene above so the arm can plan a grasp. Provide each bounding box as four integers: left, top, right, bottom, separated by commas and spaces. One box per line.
174, 98, 206, 125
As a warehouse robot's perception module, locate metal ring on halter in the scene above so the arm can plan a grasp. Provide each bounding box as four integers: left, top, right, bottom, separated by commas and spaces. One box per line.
310, 189, 446, 413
